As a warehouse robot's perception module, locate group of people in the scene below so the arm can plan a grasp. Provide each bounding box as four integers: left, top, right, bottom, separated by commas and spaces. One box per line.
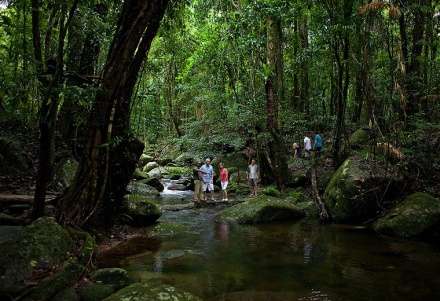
293, 134, 322, 158
192, 158, 260, 204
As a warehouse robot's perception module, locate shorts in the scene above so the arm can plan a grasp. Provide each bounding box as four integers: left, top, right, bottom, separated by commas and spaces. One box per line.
203, 183, 214, 191
304, 149, 311, 157
249, 178, 258, 187
221, 181, 228, 190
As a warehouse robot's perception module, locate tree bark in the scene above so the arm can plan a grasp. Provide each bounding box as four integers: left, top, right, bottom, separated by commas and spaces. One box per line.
57, 0, 169, 229
263, 13, 290, 190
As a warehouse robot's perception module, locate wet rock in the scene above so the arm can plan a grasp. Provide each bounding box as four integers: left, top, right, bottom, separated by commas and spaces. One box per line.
102, 282, 202, 301
323, 157, 397, 223
97, 236, 161, 268
373, 192, 440, 238
127, 182, 160, 198
219, 195, 304, 224
8, 204, 31, 215
0, 225, 24, 243
126, 197, 162, 227
0, 217, 73, 292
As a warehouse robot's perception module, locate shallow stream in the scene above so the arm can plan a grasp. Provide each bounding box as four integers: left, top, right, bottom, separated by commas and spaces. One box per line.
121, 187, 440, 301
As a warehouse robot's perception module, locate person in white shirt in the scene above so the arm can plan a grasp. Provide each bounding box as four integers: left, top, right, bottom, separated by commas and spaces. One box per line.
247, 159, 260, 196
304, 136, 312, 158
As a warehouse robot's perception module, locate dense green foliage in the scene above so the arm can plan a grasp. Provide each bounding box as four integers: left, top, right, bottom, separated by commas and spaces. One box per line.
0, 0, 439, 199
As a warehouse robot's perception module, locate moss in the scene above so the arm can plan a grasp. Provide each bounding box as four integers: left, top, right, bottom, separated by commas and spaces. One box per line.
261, 186, 281, 197
219, 195, 304, 224
102, 282, 202, 301
90, 268, 131, 288
349, 129, 371, 149
374, 192, 440, 238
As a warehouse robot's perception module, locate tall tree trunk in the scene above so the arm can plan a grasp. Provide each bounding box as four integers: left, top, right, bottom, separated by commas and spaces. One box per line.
57, 0, 169, 229
264, 13, 290, 190
398, 0, 429, 119
32, 0, 80, 221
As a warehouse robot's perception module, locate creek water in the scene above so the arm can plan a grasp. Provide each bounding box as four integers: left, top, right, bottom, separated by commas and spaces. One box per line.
121, 186, 440, 301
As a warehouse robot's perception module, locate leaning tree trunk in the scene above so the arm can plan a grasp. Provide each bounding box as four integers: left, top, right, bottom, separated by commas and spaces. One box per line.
57, 0, 169, 228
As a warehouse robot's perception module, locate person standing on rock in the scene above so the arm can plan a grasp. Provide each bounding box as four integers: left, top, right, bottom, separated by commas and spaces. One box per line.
247, 159, 259, 196
193, 161, 204, 204
201, 158, 215, 201
219, 162, 228, 202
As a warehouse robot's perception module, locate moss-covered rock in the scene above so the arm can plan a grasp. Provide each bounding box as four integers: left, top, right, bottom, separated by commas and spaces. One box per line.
127, 182, 161, 198
323, 158, 390, 223
373, 192, 440, 238
219, 195, 304, 224
142, 161, 159, 172
0, 217, 73, 292
102, 282, 202, 301
323, 157, 397, 223
349, 129, 371, 149
126, 197, 162, 227
138, 153, 154, 168
148, 166, 188, 178
317, 170, 334, 193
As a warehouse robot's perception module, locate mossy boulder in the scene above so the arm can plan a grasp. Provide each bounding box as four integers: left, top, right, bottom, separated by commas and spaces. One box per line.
317, 170, 334, 193
126, 196, 162, 227
373, 192, 440, 238
142, 161, 159, 172
349, 129, 371, 149
148, 166, 187, 178
323, 157, 390, 223
0, 217, 73, 292
102, 282, 202, 301
127, 181, 161, 198
219, 195, 304, 224
138, 153, 154, 168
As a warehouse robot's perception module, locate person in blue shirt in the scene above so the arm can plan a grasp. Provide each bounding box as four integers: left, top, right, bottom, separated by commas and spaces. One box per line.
201, 158, 215, 201
314, 134, 323, 156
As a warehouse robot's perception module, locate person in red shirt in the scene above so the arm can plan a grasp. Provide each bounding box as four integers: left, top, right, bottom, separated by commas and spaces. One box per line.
219, 162, 229, 202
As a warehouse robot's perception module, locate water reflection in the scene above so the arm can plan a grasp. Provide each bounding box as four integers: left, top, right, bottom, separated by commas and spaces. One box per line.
123, 194, 440, 301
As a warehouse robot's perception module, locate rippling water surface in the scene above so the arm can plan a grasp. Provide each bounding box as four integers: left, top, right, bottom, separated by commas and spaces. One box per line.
121, 189, 440, 301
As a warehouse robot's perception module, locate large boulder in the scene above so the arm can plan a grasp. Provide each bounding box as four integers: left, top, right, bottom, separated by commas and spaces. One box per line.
219, 195, 304, 224
349, 129, 371, 149
373, 192, 440, 238
138, 153, 154, 168
323, 157, 395, 223
0, 217, 73, 292
127, 181, 161, 198
126, 195, 162, 227
102, 282, 202, 301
